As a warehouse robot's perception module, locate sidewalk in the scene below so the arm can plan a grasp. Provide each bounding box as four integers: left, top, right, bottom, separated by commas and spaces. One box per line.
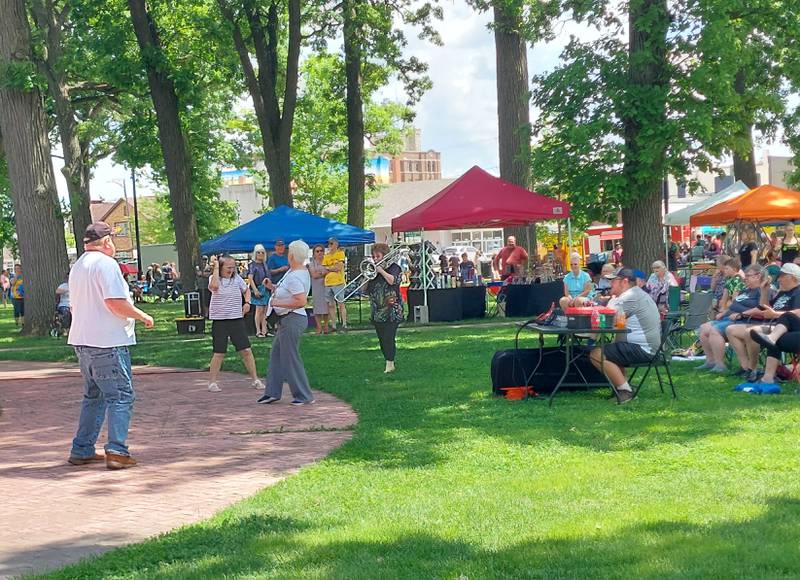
0, 361, 357, 578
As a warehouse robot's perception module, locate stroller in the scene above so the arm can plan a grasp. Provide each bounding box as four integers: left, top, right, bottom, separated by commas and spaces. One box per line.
50, 306, 71, 338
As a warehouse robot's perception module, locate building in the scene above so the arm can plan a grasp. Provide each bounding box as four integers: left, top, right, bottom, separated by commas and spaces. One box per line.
218, 169, 269, 224
367, 129, 442, 185
90, 199, 135, 261
665, 153, 795, 215
370, 178, 504, 256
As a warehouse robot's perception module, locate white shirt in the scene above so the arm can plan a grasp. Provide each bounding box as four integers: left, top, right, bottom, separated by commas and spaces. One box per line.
68, 251, 136, 348
268, 268, 310, 316
56, 283, 70, 308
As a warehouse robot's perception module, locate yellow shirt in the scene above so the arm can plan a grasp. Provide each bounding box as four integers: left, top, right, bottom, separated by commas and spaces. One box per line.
322, 249, 346, 286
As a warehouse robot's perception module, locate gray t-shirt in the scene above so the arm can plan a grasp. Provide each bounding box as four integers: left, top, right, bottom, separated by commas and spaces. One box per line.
609, 286, 661, 353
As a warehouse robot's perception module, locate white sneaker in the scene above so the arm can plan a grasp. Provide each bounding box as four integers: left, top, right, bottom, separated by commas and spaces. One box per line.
251, 378, 265, 390
208, 382, 221, 392
384, 361, 395, 374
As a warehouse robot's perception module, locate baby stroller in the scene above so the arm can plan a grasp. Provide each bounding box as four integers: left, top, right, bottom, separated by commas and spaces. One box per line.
50, 306, 71, 338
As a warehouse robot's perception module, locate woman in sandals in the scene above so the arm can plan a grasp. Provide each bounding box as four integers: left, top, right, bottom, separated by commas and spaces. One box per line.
207, 254, 265, 393
247, 244, 271, 337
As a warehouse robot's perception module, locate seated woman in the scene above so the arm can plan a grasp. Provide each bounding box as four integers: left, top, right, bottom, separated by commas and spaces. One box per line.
747, 306, 800, 391
593, 263, 617, 305
725, 263, 800, 381
696, 265, 770, 373
644, 260, 679, 312
559, 253, 593, 310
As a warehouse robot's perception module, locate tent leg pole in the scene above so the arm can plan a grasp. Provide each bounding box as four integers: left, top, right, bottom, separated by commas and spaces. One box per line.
422, 230, 428, 309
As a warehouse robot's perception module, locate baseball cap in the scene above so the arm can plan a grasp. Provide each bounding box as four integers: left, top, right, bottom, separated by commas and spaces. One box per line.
83, 222, 112, 243
328, 237, 338, 244
604, 267, 637, 282
779, 262, 800, 279
274, 238, 285, 245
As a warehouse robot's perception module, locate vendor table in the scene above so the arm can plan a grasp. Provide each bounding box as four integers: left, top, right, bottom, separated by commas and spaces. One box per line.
503, 280, 564, 317
407, 286, 486, 322
516, 322, 629, 406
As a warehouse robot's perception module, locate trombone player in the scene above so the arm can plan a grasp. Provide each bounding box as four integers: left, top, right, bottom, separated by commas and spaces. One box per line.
364, 243, 405, 373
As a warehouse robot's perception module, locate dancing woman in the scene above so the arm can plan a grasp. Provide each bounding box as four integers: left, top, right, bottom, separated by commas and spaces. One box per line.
207, 255, 265, 393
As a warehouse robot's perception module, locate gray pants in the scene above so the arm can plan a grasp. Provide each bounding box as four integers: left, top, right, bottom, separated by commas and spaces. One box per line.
265, 313, 314, 402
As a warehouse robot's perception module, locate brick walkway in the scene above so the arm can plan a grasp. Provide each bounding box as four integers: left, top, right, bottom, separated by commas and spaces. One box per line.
0, 361, 357, 578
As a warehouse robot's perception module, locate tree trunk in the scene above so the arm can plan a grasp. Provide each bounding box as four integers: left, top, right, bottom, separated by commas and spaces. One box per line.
217, 0, 299, 208
0, 0, 69, 335
344, 0, 365, 230
732, 69, 759, 188
128, 0, 198, 290
493, 2, 534, 260
621, 0, 670, 272
30, 0, 93, 256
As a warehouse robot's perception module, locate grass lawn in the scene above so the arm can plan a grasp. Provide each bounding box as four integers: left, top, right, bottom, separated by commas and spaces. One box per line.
2, 303, 799, 579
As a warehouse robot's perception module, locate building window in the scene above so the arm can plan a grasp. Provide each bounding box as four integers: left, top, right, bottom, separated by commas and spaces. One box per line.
114, 222, 129, 237
677, 183, 687, 198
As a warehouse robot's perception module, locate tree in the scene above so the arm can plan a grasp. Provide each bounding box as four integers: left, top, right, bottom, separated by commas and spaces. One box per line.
0, 0, 69, 335
29, 0, 118, 255
342, 0, 366, 230
0, 134, 19, 257
216, 0, 301, 208
128, 0, 201, 290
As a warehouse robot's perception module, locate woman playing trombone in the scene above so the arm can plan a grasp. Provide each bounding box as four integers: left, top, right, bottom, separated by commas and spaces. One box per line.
365, 244, 404, 373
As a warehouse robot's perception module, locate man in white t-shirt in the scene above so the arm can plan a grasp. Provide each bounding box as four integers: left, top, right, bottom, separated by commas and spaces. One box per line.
67, 222, 154, 470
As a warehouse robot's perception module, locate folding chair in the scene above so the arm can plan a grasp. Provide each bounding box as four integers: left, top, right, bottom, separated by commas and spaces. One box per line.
631, 320, 678, 398
671, 291, 714, 347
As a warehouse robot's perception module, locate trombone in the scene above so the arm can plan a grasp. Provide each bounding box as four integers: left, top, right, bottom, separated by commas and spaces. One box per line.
333, 245, 406, 302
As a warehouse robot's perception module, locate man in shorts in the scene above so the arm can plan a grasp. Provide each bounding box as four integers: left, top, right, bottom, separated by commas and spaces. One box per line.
323, 237, 348, 332
588, 268, 662, 404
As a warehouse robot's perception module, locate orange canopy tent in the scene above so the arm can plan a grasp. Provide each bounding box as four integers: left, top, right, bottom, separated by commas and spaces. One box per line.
690, 184, 800, 226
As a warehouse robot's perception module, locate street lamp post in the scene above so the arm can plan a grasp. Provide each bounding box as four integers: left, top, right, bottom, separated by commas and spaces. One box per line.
131, 169, 143, 278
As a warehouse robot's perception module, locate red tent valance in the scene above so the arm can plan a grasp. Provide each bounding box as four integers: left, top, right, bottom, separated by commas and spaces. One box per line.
391, 166, 570, 232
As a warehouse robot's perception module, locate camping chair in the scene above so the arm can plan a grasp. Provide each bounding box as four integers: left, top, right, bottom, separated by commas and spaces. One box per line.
670, 291, 714, 347
631, 319, 678, 399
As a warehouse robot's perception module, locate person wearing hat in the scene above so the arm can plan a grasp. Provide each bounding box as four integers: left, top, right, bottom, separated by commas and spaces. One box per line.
67, 222, 154, 470
323, 237, 348, 332
746, 264, 800, 392
588, 268, 661, 404
724, 262, 800, 382
267, 239, 290, 285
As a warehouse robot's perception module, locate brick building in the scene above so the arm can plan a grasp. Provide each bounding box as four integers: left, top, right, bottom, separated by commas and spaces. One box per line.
89, 199, 136, 261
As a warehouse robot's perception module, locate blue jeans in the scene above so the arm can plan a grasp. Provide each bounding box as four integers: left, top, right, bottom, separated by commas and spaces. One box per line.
71, 346, 135, 458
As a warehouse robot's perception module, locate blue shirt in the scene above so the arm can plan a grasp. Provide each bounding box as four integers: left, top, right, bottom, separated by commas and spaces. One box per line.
267, 253, 289, 283
564, 270, 592, 298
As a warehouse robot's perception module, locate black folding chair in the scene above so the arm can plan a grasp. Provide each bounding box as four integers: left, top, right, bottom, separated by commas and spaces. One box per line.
670, 291, 714, 347
630, 320, 678, 399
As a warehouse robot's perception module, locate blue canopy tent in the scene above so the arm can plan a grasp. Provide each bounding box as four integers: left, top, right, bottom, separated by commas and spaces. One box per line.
200, 205, 375, 254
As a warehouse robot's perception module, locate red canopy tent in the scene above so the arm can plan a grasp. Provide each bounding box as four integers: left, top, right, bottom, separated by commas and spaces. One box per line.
391, 166, 570, 232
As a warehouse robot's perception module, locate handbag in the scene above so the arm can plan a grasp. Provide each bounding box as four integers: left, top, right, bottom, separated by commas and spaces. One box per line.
265, 275, 289, 326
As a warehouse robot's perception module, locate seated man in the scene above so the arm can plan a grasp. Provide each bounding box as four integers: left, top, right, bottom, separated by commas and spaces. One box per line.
588, 268, 662, 404
559, 253, 594, 310
746, 307, 800, 392
725, 262, 800, 381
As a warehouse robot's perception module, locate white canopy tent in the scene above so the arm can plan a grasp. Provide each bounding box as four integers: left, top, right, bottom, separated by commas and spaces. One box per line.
663, 180, 749, 226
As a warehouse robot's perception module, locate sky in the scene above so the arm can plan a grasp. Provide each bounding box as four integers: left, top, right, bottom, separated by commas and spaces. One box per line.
54, 0, 792, 202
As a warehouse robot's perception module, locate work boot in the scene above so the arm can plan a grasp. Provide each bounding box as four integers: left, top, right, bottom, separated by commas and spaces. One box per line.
106, 453, 138, 470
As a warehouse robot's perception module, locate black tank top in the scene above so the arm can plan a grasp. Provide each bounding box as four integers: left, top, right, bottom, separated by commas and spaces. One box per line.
781, 240, 799, 265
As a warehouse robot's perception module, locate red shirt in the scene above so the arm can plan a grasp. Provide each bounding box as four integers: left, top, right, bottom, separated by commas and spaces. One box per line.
495, 245, 528, 273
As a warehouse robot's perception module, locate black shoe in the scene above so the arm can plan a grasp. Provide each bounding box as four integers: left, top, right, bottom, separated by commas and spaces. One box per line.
290, 399, 315, 406
731, 368, 751, 378
257, 395, 279, 404
747, 369, 764, 383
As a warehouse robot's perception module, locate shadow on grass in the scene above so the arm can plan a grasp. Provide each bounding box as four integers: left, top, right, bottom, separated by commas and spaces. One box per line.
37, 496, 800, 579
